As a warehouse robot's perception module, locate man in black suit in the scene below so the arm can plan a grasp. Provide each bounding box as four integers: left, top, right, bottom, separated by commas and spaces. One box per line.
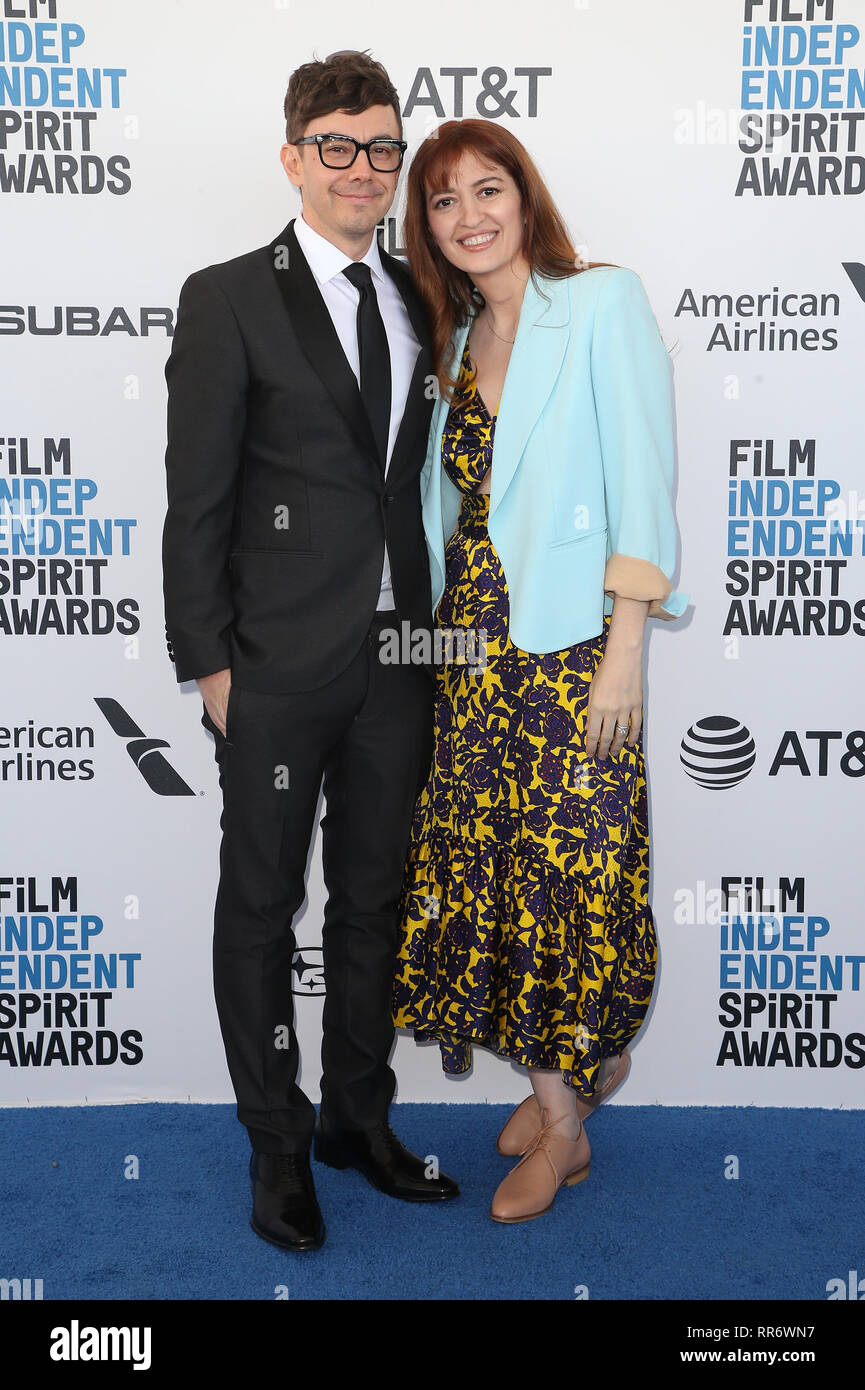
161, 51, 458, 1252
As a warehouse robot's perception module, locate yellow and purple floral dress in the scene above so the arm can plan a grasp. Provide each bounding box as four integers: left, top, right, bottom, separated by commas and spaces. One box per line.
392, 340, 657, 1100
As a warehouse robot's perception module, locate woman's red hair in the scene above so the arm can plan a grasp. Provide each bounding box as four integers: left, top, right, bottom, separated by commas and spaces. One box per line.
403, 118, 613, 401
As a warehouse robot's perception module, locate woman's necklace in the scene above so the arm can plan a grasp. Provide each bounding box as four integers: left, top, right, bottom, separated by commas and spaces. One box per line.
486, 317, 516, 344
478, 308, 516, 345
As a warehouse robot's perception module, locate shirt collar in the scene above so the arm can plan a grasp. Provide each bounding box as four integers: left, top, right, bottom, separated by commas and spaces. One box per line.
293, 212, 387, 288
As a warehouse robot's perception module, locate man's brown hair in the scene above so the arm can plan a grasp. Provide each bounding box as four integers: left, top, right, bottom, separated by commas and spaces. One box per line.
284, 50, 402, 145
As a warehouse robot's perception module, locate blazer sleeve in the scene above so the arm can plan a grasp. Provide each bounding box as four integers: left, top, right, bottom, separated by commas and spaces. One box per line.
161, 268, 248, 682
589, 267, 688, 621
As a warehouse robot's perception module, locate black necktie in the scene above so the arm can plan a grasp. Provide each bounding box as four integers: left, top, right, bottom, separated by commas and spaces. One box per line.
342, 261, 392, 469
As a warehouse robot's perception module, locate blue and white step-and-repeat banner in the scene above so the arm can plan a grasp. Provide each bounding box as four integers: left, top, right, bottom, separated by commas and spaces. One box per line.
1, 0, 863, 1110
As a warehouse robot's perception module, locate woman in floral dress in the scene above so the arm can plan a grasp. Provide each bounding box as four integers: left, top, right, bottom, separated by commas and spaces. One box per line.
393, 119, 688, 1223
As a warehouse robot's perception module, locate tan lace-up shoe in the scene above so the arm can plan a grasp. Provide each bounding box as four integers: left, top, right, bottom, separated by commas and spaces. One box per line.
495, 1051, 631, 1156
495, 1094, 542, 1156
490, 1108, 591, 1223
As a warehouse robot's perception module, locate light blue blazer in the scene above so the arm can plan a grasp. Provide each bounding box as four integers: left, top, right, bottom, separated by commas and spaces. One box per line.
421, 265, 689, 652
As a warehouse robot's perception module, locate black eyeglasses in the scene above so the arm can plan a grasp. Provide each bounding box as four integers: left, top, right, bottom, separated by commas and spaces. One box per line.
292, 133, 407, 172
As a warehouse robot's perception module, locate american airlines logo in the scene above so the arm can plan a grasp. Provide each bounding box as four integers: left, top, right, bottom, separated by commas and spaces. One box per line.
94, 698, 194, 796
842, 261, 865, 302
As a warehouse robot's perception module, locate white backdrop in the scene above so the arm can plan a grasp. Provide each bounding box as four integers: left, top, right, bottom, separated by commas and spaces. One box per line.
2, 0, 863, 1110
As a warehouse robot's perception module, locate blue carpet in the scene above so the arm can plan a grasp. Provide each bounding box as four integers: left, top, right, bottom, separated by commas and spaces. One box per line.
1, 1103, 861, 1300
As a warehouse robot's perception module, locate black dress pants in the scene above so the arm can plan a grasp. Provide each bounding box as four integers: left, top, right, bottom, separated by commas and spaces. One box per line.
201, 609, 433, 1155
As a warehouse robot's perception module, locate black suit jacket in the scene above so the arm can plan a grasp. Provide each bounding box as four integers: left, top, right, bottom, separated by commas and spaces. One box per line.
161, 217, 436, 693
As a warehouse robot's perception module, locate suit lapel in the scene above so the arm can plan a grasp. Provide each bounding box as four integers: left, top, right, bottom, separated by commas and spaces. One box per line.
489, 274, 570, 521
379, 247, 429, 352
423, 274, 571, 599
269, 219, 434, 489
269, 218, 380, 470
378, 247, 433, 493
422, 320, 468, 602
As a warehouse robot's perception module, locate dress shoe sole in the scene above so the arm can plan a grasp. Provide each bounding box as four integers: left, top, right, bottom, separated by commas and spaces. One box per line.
249, 1215, 325, 1252
313, 1135, 459, 1202
489, 1163, 591, 1224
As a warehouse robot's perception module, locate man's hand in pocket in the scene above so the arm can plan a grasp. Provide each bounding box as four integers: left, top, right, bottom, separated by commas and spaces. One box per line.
197, 668, 232, 736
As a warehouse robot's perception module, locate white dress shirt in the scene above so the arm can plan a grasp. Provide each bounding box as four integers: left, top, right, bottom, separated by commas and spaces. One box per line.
292, 211, 421, 611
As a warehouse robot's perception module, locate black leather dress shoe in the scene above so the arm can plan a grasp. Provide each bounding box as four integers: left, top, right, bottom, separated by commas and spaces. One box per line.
249, 1151, 325, 1251
313, 1118, 459, 1202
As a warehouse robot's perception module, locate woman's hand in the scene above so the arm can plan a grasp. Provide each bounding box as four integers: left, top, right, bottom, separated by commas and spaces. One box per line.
584, 647, 643, 760
584, 597, 649, 760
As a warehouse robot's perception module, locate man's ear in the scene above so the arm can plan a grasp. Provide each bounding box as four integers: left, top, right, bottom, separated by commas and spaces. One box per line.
280, 142, 304, 194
